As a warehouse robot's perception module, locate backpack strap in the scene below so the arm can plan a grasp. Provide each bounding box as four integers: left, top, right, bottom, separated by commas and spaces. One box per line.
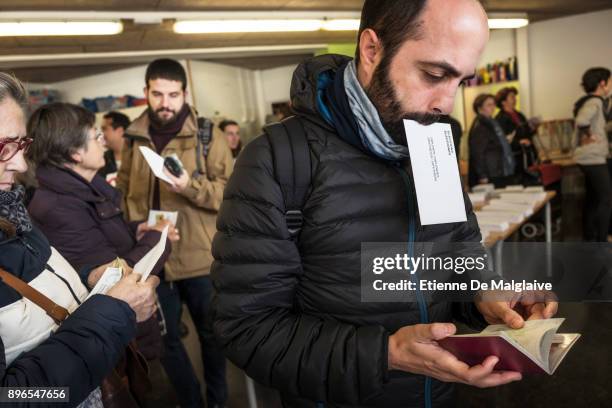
195, 117, 214, 175
264, 116, 312, 240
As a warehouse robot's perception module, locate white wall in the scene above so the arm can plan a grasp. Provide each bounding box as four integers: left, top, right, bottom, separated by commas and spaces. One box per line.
528, 9, 612, 120
38, 61, 195, 107
478, 29, 516, 66
259, 64, 296, 115
49, 64, 149, 105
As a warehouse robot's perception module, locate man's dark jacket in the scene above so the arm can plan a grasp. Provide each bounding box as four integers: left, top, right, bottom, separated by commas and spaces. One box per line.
211, 55, 485, 407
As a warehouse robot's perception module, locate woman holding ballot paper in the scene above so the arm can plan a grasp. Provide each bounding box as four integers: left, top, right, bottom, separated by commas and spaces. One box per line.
0, 72, 160, 406
26, 102, 178, 361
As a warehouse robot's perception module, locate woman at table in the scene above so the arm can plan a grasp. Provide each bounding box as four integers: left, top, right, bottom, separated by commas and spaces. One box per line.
26, 102, 178, 360
469, 93, 518, 188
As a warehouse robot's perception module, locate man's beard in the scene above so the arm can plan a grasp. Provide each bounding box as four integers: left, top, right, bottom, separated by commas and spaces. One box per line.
365, 56, 441, 145
149, 104, 179, 126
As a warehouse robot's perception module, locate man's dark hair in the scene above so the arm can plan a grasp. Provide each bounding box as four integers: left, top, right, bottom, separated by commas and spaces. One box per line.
473, 93, 494, 114
145, 58, 187, 91
581, 67, 611, 94
219, 119, 239, 132
27, 102, 95, 167
354, 0, 428, 66
103, 111, 130, 130
495, 87, 518, 109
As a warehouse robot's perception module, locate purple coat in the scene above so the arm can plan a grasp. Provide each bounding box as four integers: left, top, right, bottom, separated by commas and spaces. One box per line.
28, 165, 171, 359
29, 165, 169, 279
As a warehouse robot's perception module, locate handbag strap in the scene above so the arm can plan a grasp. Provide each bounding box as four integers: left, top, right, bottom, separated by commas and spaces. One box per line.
0, 267, 69, 325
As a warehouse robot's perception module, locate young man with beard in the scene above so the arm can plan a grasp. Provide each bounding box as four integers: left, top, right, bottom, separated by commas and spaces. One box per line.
117, 58, 233, 408
211, 1, 557, 407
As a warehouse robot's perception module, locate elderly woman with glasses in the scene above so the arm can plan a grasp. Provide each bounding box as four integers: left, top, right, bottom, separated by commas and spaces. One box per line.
26, 102, 179, 363
0, 74, 160, 406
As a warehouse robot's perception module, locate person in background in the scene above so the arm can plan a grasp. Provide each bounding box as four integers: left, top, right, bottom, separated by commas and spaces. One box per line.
219, 119, 242, 159
117, 58, 233, 408
469, 93, 517, 188
99, 110, 130, 186
495, 86, 539, 184
0, 71, 159, 407
573, 67, 612, 242
495, 86, 536, 145
26, 102, 178, 362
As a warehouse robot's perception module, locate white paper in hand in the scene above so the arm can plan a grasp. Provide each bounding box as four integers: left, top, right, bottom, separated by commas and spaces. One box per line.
87, 267, 122, 299
134, 225, 168, 282
139, 146, 175, 185
147, 210, 178, 227
404, 119, 467, 225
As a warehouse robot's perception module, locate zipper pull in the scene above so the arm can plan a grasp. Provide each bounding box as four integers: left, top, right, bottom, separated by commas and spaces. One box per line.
20, 237, 39, 256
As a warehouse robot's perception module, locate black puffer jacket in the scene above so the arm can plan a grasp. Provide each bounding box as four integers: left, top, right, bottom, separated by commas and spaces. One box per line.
211, 55, 486, 407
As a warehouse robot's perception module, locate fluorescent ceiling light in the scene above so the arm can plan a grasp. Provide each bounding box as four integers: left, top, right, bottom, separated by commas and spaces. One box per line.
488, 18, 529, 29
0, 21, 123, 36
322, 19, 361, 31
175, 16, 528, 34
174, 19, 323, 34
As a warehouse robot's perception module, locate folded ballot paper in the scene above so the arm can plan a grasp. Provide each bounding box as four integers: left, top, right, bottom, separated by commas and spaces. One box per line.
439, 318, 580, 375
86, 225, 168, 298
139, 146, 175, 185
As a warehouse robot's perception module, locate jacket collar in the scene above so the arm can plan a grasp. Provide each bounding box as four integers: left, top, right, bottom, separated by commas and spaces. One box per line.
126, 104, 198, 140
35, 165, 115, 205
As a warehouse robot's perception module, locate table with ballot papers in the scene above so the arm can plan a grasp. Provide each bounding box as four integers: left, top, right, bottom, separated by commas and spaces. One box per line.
468, 185, 556, 276
468, 184, 556, 248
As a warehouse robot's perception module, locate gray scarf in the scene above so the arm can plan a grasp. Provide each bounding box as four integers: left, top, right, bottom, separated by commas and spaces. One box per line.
0, 185, 33, 234
343, 60, 410, 161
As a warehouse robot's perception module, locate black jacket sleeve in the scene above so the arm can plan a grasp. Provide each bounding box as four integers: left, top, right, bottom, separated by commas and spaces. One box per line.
0, 295, 136, 407
211, 136, 388, 405
450, 190, 488, 331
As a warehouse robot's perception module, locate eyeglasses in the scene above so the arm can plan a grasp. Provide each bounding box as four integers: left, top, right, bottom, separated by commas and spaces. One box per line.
89, 129, 105, 144
0, 137, 33, 162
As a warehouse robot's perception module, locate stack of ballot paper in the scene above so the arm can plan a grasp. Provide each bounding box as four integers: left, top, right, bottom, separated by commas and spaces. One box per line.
468, 192, 487, 206
474, 213, 510, 232
487, 199, 534, 217
476, 208, 525, 224
498, 192, 547, 204
473, 183, 495, 194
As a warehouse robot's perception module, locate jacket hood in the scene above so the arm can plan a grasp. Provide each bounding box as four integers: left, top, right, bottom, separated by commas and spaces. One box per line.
290, 54, 352, 128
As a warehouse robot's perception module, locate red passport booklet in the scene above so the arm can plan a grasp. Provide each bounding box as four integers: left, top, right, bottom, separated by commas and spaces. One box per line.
438, 318, 580, 374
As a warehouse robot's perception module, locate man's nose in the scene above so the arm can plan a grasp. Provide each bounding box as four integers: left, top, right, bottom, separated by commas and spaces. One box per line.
430, 86, 460, 115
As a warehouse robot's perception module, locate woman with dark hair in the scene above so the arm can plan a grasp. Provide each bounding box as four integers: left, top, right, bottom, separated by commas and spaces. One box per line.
26, 102, 178, 360
573, 67, 612, 242
495, 87, 540, 184
0, 73, 159, 407
494, 87, 536, 144
468, 93, 517, 188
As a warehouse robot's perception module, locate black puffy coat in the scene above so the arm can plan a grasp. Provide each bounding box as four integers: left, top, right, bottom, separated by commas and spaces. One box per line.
211, 55, 486, 407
